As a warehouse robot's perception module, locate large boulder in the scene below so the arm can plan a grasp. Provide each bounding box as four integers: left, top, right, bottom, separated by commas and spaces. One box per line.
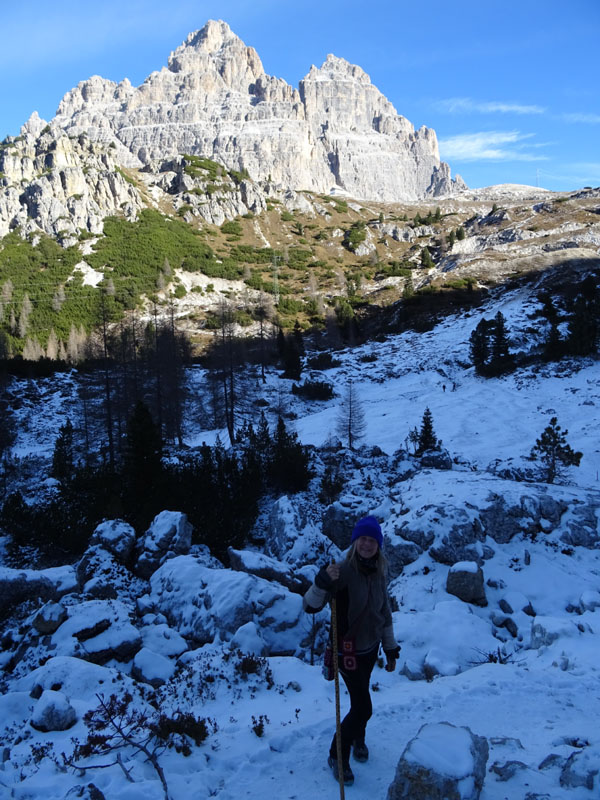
420, 449, 453, 470
267, 495, 340, 567
135, 510, 193, 578
76, 538, 148, 602
322, 501, 367, 549
387, 722, 488, 800
0, 568, 58, 608
51, 599, 142, 665
149, 555, 304, 656
395, 601, 498, 680
560, 503, 599, 548
429, 518, 488, 566
131, 647, 175, 688
446, 562, 487, 607
384, 538, 422, 580
228, 547, 310, 594
89, 519, 136, 563
33, 601, 68, 634
30, 689, 77, 732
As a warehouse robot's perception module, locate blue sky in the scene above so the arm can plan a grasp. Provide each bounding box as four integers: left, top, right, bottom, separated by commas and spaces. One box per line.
2, 0, 598, 191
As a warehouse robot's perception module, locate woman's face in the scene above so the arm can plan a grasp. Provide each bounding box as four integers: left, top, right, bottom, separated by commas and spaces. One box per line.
355, 535, 379, 559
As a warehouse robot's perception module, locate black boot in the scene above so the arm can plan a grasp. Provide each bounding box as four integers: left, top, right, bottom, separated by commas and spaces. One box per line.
353, 739, 369, 762
328, 755, 354, 785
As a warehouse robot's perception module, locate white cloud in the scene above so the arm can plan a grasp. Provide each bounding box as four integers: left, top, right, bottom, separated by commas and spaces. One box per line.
437, 97, 546, 115
562, 113, 600, 124
439, 131, 548, 162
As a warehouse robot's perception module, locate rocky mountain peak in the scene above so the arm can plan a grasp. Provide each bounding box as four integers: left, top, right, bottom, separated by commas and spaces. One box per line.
15, 20, 464, 203
20, 111, 48, 138
307, 53, 372, 84
167, 19, 265, 86
184, 19, 238, 50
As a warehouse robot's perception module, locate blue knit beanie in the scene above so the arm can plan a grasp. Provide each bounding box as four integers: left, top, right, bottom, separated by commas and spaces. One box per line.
350, 515, 383, 548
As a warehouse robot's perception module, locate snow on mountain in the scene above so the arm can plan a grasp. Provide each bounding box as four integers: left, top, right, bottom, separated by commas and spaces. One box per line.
1, 283, 599, 799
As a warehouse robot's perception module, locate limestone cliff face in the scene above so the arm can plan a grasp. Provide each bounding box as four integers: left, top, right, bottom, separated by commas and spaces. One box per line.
52, 20, 461, 201
0, 116, 142, 241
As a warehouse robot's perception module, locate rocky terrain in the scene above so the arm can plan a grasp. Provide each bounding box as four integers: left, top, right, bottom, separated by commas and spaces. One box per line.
2, 106, 599, 350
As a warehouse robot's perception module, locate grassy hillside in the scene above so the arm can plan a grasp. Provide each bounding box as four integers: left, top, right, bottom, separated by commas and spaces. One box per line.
0, 157, 598, 360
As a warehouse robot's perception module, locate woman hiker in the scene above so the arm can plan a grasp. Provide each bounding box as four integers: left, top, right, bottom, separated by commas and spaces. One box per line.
303, 515, 400, 786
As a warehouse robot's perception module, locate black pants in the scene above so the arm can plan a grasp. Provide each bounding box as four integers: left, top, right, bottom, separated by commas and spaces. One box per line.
329, 646, 379, 763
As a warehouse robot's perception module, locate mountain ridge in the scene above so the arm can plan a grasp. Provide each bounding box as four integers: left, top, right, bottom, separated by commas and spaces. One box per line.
45, 19, 461, 202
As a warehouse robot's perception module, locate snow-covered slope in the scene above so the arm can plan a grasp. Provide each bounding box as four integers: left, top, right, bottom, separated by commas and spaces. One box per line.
1, 283, 599, 799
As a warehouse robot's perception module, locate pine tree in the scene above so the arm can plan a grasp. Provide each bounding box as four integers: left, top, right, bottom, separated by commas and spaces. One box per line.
51, 419, 75, 483
124, 402, 163, 516
566, 293, 598, 356
417, 407, 439, 453
530, 417, 582, 484
489, 311, 513, 374
543, 321, 563, 361
469, 319, 491, 374
268, 416, 311, 493
421, 247, 434, 268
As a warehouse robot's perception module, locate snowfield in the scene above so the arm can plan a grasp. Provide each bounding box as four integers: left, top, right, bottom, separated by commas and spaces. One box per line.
1, 282, 600, 799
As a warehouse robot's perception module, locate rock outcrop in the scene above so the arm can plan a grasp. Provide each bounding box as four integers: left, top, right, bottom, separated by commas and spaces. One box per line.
0, 124, 142, 240
387, 722, 489, 800
51, 20, 460, 201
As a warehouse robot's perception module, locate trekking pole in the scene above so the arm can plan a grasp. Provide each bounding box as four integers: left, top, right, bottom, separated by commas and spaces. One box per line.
331, 594, 345, 800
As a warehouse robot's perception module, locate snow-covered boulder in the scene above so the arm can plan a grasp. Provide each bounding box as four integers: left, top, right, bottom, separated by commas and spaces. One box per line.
322, 501, 368, 549
395, 600, 498, 679
446, 562, 487, 607
30, 689, 77, 732
131, 647, 175, 687
140, 622, 188, 658
135, 510, 193, 578
0, 567, 58, 607
429, 516, 489, 566
560, 503, 599, 548
560, 747, 600, 790
76, 535, 148, 601
387, 722, 488, 800
33, 601, 68, 634
16, 655, 119, 700
480, 493, 568, 544
580, 589, 600, 612
420, 448, 453, 470
230, 620, 268, 655
530, 615, 592, 650
384, 538, 422, 579
267, 495, 339, 566
89, 519, 136, 563
51, 599, 142, 664
228, 547, 310, 594
149, 555, 304, 655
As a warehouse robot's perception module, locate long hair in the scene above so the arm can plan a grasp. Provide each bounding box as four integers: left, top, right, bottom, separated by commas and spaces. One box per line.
346, 541, 388, 578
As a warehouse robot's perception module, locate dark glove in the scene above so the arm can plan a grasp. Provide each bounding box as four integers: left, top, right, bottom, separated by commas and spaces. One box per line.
315, 565, 334, 591
384, 646, 401, 660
